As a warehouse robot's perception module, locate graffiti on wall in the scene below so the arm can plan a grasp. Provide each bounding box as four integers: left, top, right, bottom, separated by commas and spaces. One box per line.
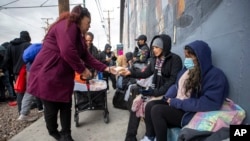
123, 0, 222, 49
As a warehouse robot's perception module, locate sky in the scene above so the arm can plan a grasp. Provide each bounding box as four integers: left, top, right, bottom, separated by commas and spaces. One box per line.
0, 0, 120, 51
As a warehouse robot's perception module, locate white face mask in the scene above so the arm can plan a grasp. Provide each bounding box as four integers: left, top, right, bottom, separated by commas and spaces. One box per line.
184, 58, 194, 69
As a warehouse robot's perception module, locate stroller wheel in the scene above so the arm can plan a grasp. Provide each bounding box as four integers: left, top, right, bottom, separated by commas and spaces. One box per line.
103, 112, 109, 123
74, 114, 79, 127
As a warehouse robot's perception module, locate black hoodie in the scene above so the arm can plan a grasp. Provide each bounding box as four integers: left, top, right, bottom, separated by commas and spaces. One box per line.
3, 37, 31, 75
130, 34, 182, 96
99, 44, 117, 66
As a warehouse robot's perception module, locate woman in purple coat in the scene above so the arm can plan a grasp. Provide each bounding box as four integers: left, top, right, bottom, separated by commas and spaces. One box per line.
27, 5, 116, 141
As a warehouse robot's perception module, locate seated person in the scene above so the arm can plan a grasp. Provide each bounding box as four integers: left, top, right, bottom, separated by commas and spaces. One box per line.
120, 34, 182, 141
140, 40, 229, 141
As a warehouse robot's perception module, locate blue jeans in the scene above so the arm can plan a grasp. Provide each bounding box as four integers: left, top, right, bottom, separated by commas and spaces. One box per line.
1, 70, 15, 98
20, 92, 36, 115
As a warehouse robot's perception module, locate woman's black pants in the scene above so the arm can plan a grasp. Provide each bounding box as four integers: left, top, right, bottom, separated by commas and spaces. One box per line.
42, 100, 72, 136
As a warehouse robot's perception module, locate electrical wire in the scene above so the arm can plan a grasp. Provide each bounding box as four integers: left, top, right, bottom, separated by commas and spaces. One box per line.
0, 0, 19, 7
40, 0, 49, 7
0, 3, 80, 9
95, 0, 108, 36
1, 11, 42, 32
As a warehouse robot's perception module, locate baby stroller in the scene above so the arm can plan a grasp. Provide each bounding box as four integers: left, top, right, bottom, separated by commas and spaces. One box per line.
73, 78, 109, 127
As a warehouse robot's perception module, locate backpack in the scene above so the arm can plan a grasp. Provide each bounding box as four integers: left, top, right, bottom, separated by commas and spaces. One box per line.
112, 89, 128, 110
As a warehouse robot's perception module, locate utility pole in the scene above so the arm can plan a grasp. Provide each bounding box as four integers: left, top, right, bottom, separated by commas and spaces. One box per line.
103, 9, 113, 45
41, 18, 53, 34
83, 0, 85, 7
58, 0, 69, 15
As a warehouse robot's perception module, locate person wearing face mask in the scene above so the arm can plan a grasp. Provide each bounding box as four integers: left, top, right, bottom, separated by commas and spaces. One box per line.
140, 40, 229, 141
120, 34, 182, 141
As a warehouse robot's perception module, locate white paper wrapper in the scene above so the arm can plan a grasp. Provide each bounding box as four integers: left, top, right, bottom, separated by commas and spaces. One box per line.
74, 79, 107, 91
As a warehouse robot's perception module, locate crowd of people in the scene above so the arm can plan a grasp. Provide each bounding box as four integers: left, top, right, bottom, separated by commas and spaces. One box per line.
0, 4, 235, 141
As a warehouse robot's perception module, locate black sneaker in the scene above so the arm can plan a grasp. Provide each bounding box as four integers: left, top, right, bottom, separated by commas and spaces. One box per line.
59, 134, 74, 141
50, 132, 61, 140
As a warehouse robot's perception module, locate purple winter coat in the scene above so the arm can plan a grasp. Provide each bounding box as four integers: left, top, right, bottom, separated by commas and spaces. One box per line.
27, 19, 107, 102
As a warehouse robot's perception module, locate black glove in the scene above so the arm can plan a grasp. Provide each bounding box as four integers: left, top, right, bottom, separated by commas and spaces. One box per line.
139, 87, 154, 96
162, 96, 167, 101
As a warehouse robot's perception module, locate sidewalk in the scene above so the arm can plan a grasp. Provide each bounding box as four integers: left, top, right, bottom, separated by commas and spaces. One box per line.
9, 87, 145, 141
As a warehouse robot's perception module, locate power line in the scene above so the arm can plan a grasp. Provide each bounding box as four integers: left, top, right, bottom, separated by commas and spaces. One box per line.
95, 0, 108, 37
95, 0, 104, 22
1, 11, 42, 32
40, 0, 49, 7
0, 0, 19, 7
0, 3, 80, 10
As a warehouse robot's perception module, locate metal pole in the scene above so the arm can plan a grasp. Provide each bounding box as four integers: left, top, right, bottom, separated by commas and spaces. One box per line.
83, 0, 85, 7
108, 10, 111, 45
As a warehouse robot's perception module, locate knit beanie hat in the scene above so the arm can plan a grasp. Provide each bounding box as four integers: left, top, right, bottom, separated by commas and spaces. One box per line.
152, 38, 163, 49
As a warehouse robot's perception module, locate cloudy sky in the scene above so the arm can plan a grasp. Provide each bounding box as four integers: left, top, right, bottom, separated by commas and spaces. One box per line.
0, 0, 120, 51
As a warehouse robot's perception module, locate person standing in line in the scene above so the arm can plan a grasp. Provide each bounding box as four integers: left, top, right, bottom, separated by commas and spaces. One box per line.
27, 5, 116, 141
120, 34, 183, 141
17, 43, 43, 122
1, 42, 16, 101
0, 45, 7, 102
85, 31, 100, 78
99, 43, 117, 91
140, 40, 229, 141
3, 31, 31, 113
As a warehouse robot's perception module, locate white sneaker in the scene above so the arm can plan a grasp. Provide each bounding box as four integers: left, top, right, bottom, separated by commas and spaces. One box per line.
38, 109, 44, 113
17, 114, 38, 122
140, 136, 155, 141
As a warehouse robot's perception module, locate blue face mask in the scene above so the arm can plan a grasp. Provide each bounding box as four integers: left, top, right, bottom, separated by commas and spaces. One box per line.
184, 58, 194, 69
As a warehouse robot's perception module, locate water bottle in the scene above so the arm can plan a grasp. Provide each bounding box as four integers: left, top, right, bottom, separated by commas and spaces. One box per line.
98, 72, 103, 80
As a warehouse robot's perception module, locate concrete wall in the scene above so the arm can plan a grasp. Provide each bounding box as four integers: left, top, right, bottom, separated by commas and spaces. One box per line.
121, 0, 250, 123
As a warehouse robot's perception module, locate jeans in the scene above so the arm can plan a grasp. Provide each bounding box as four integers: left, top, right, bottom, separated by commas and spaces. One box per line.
20, 92, 36, 115
2, 70, 15, 98
16, 93, 24, 114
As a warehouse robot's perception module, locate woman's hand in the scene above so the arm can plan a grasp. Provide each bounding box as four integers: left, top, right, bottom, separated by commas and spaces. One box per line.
119, 69, 131, 76
104, 66, 117, 75
167, 98, 171, 105
80, 68, 92, 80
109, 66, 118, 75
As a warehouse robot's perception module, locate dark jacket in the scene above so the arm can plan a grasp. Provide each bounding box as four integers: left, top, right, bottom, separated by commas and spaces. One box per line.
88, 44, 99, 60
129, 34, 182, 97
99, 44, 117, 66
3, 38, 31, 75
85, 44, 100, 75
133, 43, 150, 64
164, 40, 229, 127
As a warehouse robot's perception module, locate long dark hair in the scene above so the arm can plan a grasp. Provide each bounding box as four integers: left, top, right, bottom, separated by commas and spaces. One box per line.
184, 46, 201, 95
45, 5, 91, 35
